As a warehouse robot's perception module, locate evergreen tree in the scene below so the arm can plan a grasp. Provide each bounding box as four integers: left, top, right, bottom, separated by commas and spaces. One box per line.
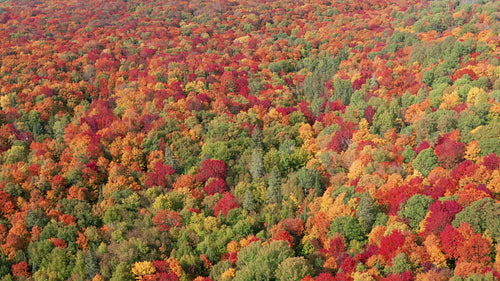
250, 149, 265, 180
243, 189, 256, 212
357, 192, 376, 233
266, 168, 282, 204
165, 144, 178, 171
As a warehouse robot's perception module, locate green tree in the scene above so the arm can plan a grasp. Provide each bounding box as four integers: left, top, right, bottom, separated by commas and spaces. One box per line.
234, 240, 294, 281
398, 194, 433, 230
275, 257, 313, 281
267, 168, 282, 204
250, 149, 265, 180
330, 215, 365, 242
243, 189, 256, 212
357, 192, 376, 233
332, 77, 353, 105
413, 148, 438, 177
110, 262, 133, 281
453, 198, 500, 242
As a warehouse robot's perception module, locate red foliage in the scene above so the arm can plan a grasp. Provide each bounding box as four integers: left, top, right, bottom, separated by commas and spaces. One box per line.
49, 237, 68, 249
452, 69, 478, 81
12, 261, 30, 278
451, 160, 477, 181
434, 137, 466, 169
379, 230, 406, 261
316, 273, 335, 281
414, 141, 430, 155
213, 192, 240, 217
421, 200, 463, 238
328, 129, 352, 153
364, 105, 376, 124
282, 218, 305, 237
271, 226, 294, 247
145, 162, 175, 188
203, 177, 227, 195
339, 255, 357, 273
381, 271, 414, 281
440, 224, 464, 259
198, 159, 227, 182
152, 210, 183, 232
483, 153, 499, 171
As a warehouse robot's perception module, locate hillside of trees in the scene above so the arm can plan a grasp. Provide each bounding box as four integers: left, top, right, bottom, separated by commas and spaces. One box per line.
0, 0, 500, 280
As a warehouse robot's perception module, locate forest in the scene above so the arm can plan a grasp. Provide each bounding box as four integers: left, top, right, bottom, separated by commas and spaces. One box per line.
0, 0, 500, 280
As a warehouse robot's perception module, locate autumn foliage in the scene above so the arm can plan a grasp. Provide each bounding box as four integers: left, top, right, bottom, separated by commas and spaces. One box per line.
0, 0, 499, 280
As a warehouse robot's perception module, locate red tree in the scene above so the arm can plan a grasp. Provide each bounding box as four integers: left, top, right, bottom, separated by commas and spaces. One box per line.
214, 192, 240, 217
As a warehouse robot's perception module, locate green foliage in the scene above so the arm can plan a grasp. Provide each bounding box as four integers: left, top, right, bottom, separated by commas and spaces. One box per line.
413, 148, 438, 177
399, 194, 433, 230
402, 147, 416, 163
275, 257, 314, 281
266, 168, 282, 204
453, 198, 500, 242
250, 148, 265, 180
387, 253, 413, 274
332, 77, 353, 105
234, 240, 294, 281
357, 192, 377, 233
330, 215, 365, 242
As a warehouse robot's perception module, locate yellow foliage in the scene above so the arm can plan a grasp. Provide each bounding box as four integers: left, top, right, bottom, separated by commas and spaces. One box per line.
92, 274, 105, 281
494, 243, 500, 272
439, 91, 461, 110
384, 219, 411, 235
423, 234, 446, 267
464, 140, 481, 162
348, 159, 365, 180
366, 254, 384, 268
0, 95, 11, 109
203, 216, 220, 233
167, 257, 183, 277
227, 240, 240, 253
323, 257, 337, 271
466, 87, 487, 106
489, 103, 500, 120
131, 261, 156, 280
221, 268, 236, 280
415, 270, 449, 281
368, 226, 386, 246
352, 271, 376, 281
487, 170, 500, 194
325, 193, 352, 221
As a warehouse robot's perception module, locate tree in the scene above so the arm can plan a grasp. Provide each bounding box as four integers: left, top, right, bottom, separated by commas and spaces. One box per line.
234, 240, 294, 281
131, 261, 156, 280
275, 257, 313, 281
413, 148, 438, 177
214, 192, 240, 217
153, 210, 183, 232
198, 159, 227, 182
266, 168, 282, 204
250, 149, 264, 180
399, 194, 433, 230
330, 215, 365, 243
333, 77, 353, 106
434, 137, 466, 169
357, 192, 376, 233
243, 189, 256, 212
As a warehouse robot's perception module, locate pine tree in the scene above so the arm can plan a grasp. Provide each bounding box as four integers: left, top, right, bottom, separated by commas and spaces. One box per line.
267, 168, 282, 204
250, 149, 265, 180
357, 191, 376, 233
252, 126, 263, 149
243, 189, 256, 212
165, 144, 178, 171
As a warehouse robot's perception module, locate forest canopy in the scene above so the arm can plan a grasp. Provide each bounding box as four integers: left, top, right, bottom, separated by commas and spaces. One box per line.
0, 0, 500, 280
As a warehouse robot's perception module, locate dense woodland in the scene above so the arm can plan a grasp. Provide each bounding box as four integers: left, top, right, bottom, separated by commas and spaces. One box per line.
0, 0, 500, 280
